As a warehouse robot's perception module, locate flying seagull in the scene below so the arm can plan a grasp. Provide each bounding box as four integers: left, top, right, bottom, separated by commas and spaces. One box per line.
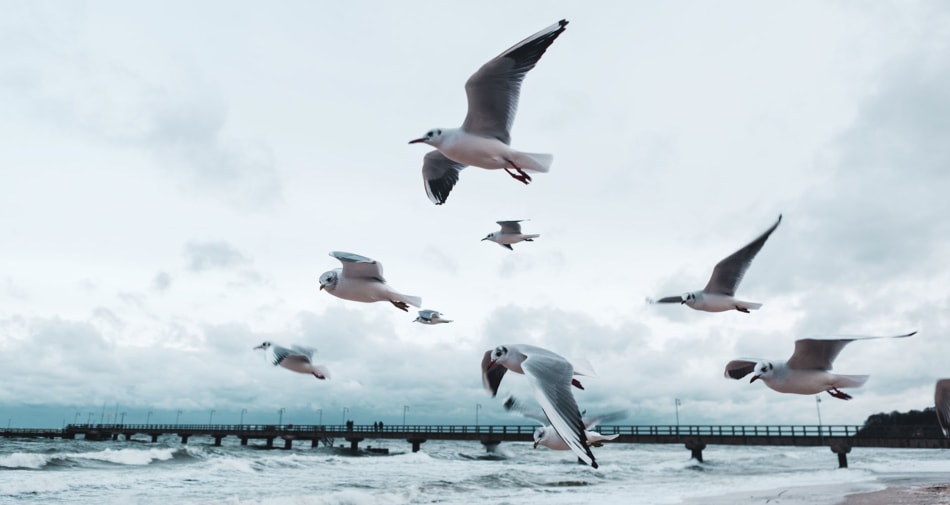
936, 379, 950, 437
318, 251, 421, 312
413, 309, 452, 325
481, 220, 539, 250
503, 395, 623, 450
724, 331, 916, 399
481, 343, 598, 468
253, 341, 330, 380
649, 214, 782, 313
409, 19, 569, 205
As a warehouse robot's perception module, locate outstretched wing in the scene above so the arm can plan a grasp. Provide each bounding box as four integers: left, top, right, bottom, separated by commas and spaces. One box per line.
422, 150, 466, 205
497, 220, 524, 234
461, 20, 569, 144
270, 345, 310, 367
481, 350, 508, 397
786, 332, 916, 370
705, 214, 782, 296
330, 251, 385, 282
723, 359, 759, 380
936, 379, 950, 438
502, 394, 549, 425
522, 347, 597, 468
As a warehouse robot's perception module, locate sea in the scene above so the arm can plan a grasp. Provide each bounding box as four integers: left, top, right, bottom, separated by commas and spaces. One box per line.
1, 434, 948, 505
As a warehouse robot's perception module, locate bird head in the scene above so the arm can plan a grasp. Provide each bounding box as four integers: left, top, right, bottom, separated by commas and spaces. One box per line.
318, 270, 338, 291
481, 232, 497, 242
751, 361, 774, 383
682, 292, 697, 305
488, 345, 509, 368
253, 341, 271, 350
533, 426, 546, 449
408, 128, 443, 146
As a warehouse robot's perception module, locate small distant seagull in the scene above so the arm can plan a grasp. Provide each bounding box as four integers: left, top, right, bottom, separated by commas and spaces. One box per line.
936, 379, 950, 437
409, 20, 569, 205
481, 220, 539, 250
319, 251, 421, 312
649, 214, 782, 313
724, 331, 916, 399
414, 309, 452, 325
253, 341, 330, 380
503, 395, 624, 450
481, 343, 598, 468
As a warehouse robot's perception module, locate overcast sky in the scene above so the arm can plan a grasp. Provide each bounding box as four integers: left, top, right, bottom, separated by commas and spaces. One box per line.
2, 1, 949, 429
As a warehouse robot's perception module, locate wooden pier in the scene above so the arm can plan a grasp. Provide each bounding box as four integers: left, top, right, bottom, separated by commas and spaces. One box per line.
3, 423, 948, 467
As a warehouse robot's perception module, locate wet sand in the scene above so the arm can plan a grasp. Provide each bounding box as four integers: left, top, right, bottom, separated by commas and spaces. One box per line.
839, 479, 950, 505
683, 475, 950, 505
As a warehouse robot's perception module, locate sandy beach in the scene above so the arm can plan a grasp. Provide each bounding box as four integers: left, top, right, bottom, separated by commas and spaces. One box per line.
839, 477, 950, 505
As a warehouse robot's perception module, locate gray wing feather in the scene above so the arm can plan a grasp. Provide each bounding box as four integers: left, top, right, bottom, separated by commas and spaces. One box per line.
290, 345, 316, 359
271, 345, 310, 367
481, 350, 508, 397
461, 20, 568, 143
705, 214, 782, 296
422, 150, 466, 205
521, 347, 597, 468
936, 379, 950, 438
330, 251, 385, 282
786, 332, 916, 370
582, 410, 628, 430
497, 220, 524, 234
723, 359, 759, 379
502, 395, 549, 425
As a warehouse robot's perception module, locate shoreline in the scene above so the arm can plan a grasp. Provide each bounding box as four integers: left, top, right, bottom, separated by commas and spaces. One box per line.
682, 474, 950, 505
838, 475, 950, 505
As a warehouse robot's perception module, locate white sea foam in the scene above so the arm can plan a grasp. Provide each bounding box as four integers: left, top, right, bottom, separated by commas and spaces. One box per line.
0, 451, 51, 469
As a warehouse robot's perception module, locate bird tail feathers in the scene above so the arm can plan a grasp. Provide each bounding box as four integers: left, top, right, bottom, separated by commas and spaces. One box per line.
397, 294, 422, 308
312, 365, 331, 380
836, 375, 869, 388
511, 152, 553, 173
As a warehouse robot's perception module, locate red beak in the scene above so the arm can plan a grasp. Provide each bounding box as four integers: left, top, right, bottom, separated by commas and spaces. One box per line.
751, 375, 760, 383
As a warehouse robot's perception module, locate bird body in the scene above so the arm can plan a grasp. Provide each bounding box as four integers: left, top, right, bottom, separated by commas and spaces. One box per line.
253, 341, 330, 380
414, 309, 452, 325
936, 379, 950, 437
319, 251, 421, 311
503, 395, 623, 451
725, 332, 916, 399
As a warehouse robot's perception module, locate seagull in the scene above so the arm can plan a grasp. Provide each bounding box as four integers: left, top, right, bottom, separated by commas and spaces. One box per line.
253, 341, 330, 380
503, 395, 623, 450
649, 214, 782, 313
724, 331, 916, 399
482, 220, 539, 250
413, 309, 452, 325
936, 379, 950, 437
481, 344, 598, 468
409, 19, 569, 205
319, 251, 421, 312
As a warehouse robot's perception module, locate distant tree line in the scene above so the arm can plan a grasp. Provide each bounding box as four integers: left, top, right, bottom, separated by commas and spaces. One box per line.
855, 407, 943, 438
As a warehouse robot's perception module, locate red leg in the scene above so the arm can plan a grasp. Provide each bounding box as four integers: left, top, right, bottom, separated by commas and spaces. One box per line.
503, 159, 532, 185
572, 378, 585, 390
826, 388, 852, 400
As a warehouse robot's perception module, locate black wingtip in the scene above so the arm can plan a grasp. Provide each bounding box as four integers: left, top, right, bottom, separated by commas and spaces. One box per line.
591, 460, 599, 469
559, 19, 569, 28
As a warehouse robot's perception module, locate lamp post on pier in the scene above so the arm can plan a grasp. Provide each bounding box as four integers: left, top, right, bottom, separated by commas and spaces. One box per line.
476, 403, 482, 428
176, 410, 183, 425
342, 407, 349, 425
316, 408, 322, 426
209, 409, 216, 424
675, 398, 682, 436
278, 408, 286, 426
146, 411, 153, 425
240, 408, 247, 425
816, 396, 824, 443
403, 405, 410, 426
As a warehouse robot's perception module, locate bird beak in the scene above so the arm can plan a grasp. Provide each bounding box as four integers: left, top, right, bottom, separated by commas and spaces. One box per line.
319, 284, 325, 291
253, 345, 263, 350
533, 441, 539, 449
408, 138, 425, 144
481, 237, 488, 241
751, 375, 760, 383
487, 359, 497, 369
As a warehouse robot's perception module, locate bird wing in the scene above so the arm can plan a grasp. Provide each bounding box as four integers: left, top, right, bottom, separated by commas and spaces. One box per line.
936, 379, 950, 437
786, 332, 916, 370
417, 309, 436, 321
481, 349, 508, 397
460, 19, 568, 144
422, 150, 466, 205
723, 359, 760, 380
290, 345, 316, 359
704, 214, 782, 296
582, 410, 628, 430
521, 346, 597, 468
502, 394, 549, 425
330, 251, 385, 282
270, 345, 310, 367
497, 220, 524, 234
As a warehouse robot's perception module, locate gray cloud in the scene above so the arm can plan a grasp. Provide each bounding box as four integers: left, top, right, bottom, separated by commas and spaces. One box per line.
184, 241, 250, 272
151, 271, 172, 292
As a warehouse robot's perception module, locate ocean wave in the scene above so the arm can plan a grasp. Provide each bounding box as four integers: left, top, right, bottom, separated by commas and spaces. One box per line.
0, 447, 186, 470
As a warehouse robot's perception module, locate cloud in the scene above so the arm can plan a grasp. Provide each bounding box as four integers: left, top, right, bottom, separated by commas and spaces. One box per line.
151, 271, 172, 292
184, 241, 250, 272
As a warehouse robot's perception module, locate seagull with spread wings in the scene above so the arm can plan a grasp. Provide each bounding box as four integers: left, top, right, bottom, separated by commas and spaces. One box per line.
318, 251, 421, 312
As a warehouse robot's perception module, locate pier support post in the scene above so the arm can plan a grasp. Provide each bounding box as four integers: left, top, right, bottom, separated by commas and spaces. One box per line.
481, 440, 500, 454
311, 439, 319, 448
151, 434, 158, 443
240, 437, 248, 446
347, 437, 364, 452
685, 439, 706, 462
265, 437, 274, 448
214, 436, 223, 447
409, 438, 427, 453
180, 435, 190, 444
830, 442, 851, 468
284, 438, 293, 450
